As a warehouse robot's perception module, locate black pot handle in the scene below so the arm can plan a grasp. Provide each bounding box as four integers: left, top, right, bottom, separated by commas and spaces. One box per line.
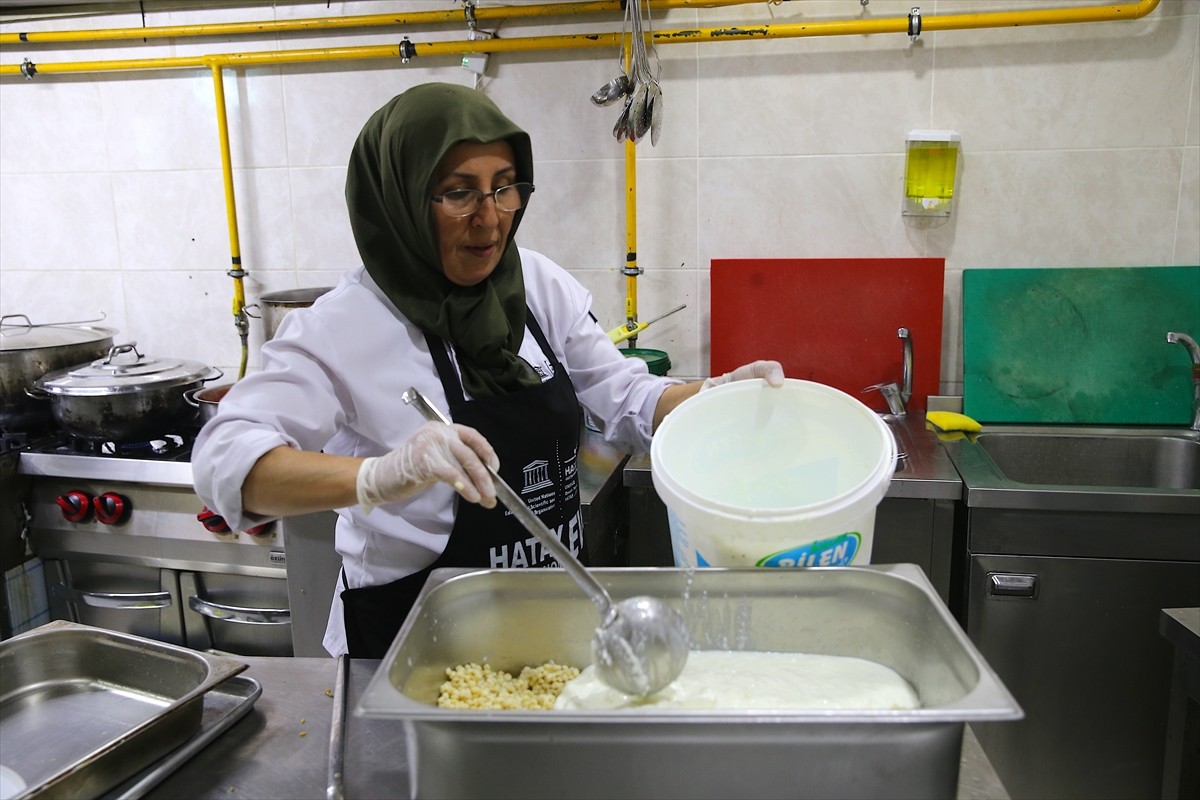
23, 385, 51, 400
201, 367, 225, 384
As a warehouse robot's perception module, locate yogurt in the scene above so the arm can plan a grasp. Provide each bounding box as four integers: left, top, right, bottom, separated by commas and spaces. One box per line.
554, 650, 919, 711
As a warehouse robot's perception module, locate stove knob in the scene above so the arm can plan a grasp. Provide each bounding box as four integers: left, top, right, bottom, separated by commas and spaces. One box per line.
93, 492, 131, 525
244, 521, 274, 536
56, 490, 92, 523
197, 505, 231, 534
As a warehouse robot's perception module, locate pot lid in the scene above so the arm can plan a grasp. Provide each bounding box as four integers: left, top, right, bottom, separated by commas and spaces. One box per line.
0, 320, 117, 352
33, 342, 217, 396
259, 287, 334, 307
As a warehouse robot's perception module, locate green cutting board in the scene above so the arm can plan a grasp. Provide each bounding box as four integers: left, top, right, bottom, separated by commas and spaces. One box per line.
963, 266, 1200, 425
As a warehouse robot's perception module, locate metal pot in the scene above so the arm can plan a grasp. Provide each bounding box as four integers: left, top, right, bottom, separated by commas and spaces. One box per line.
257, 287, 332, 341
184, 383, 233, 425
1, 315, 117, 431
29, 343, 222, 441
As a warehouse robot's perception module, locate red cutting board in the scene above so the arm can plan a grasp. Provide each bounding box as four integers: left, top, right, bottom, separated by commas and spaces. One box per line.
711, 258, 945, 413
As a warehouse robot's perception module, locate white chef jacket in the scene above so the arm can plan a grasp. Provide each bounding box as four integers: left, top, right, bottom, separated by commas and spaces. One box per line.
191, 248, 679, 655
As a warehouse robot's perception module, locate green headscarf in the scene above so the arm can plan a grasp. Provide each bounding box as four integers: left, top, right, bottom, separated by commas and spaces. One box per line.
345, 82, 540, 397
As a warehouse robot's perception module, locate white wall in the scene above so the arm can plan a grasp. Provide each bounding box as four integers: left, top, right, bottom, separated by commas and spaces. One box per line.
2, 0, 1197, 391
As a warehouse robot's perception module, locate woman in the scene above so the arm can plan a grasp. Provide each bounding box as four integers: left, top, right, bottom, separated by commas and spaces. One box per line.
192, 83, 782, 658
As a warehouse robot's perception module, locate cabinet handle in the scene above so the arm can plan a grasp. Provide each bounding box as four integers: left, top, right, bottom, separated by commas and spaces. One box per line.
53, 582, 172, 609
187, 594, 290, 625
987, 572, 1038, 598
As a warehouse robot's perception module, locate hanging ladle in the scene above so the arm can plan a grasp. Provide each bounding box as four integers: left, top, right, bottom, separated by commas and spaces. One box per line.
401, 387, 689, 697
591, 73, 632, 107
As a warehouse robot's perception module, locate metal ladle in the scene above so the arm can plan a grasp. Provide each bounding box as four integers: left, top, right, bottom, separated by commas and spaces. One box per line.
401, 387, 689, 697
595, 0, 664, 145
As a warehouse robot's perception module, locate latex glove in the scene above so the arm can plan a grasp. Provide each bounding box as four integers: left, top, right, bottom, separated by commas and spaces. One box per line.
356, 421, 499, 513
701, 360, 785, 391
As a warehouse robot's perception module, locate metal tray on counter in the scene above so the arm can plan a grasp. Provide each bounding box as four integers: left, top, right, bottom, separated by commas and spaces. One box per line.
357, 565, 1023, 800
0, 621, 247, 800
100, 675, 262, 800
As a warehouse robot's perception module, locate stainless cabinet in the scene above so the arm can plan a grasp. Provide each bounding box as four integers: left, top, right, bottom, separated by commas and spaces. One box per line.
46, 559, 184, 646
872, 496, 956, 607
281, 510, 341, 658
45, 558, 294, 656
943, 424, 1200, 799
180, 569, 292, 657
964, 505, 1200, 800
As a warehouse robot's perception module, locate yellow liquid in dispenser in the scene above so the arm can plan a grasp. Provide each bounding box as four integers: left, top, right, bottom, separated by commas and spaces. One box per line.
904, 141, 958, 215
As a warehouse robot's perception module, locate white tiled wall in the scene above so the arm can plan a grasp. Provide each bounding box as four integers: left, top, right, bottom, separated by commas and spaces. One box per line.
1, 0, 1197, 391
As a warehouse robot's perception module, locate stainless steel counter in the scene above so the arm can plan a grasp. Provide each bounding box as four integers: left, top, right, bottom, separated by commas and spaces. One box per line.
881, 413, 967, 500
939, 423, 1199, 514
145, 656, 1009, 799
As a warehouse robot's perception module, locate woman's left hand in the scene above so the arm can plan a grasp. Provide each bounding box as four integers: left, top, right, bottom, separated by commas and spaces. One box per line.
701, 360, 785, 391
653, 360, 785, 431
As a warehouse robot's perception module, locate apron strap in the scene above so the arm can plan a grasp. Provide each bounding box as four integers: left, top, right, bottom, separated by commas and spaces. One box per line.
425, 306, 561, 410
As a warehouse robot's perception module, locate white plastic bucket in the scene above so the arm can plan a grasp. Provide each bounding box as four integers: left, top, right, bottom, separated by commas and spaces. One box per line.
650, 379, 897, 568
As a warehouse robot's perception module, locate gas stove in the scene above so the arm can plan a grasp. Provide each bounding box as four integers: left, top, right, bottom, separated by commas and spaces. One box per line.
39, 430, 194, 458
14, 426, 296, 657
17, 436, 276, 561
17, 430, 196, 487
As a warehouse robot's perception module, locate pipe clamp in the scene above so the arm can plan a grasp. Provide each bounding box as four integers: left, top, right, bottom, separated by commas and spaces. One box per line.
908, 8, 922, 42
399, 36, 416, 63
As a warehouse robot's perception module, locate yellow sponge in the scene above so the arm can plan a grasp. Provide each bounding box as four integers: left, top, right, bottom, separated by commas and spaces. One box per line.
926, 411, 982, 434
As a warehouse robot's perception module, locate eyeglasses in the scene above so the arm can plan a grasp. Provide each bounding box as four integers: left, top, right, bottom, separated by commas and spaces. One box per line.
431, 182, 535, 218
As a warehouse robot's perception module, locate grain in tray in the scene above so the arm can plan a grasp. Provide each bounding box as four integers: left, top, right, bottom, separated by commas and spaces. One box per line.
437, 661, 580, 710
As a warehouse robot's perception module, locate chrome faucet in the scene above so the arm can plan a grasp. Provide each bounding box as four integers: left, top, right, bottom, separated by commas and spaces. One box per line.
864, 327, 914, 417
1166, 331, 1200, 431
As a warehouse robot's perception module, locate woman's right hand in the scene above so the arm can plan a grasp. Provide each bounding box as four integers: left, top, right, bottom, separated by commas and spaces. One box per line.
356, 421, 499, 512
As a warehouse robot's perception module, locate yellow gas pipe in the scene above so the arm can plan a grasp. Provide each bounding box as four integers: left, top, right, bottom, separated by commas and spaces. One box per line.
1, 0, 1161, 366
0, 0, 758, 45
208, 63, 251, 380
1, 0, 1161, 84
623, 34, 641, 349
2, 0, 1161, 77
624, 136, 640, 348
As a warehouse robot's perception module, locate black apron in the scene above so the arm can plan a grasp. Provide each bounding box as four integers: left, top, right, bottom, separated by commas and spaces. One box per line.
340, 311, 584, 658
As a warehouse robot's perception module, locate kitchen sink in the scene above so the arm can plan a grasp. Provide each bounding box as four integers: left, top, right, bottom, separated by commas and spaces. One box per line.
940, 425, 1200, 515
975, 430, 1199, 490
944, 424, 1200, 799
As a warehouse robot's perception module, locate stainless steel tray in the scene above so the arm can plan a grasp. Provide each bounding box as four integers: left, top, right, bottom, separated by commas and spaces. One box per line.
100, 675, 262, 800
0, 621, 247, 800
357, 565, 1023, 799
